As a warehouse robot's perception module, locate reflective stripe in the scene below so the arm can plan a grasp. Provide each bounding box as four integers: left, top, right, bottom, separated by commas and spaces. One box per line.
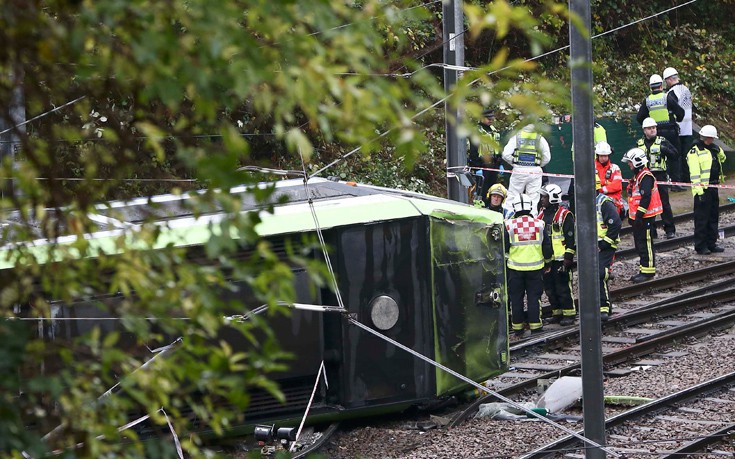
506, 215, 545, 271
646, 92, 670, 124
637, 137, 666, 171
513, 127, 542, 166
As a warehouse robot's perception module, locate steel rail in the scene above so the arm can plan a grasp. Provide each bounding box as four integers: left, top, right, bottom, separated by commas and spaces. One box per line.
618, 202, 735, 237
659, 423, 735, 458
615, 222, 735, 260
449, 290, 735, 427
520, 371, 735, 458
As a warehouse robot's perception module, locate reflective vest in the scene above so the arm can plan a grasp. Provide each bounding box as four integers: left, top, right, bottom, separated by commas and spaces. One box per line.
687, 144, 726, 196
596, 194, 620, 248
646, 92, 671, 124
505, 215, 545, 271
637, 137, 667, 172
595, 160, 624, 211
538, 207, 572, 261
594, 123, 607, 143
514, 127, 542, 166
628, 169, 663, 218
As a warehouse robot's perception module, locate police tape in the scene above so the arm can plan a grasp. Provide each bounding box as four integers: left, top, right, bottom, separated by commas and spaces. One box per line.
448, 165, 735, 192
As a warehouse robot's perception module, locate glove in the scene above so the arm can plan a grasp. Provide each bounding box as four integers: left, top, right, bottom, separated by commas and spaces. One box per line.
563, 258, 574, 270
598, 240, 612, 251
498, 164, 505, 176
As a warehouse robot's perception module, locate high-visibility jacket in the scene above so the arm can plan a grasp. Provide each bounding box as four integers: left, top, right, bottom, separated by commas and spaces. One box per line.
505, 215, 546, 271
513, 126, 543, 166
637, 136, 667, 172
538, 206, 575, 262
646, 92, 670, 124
595, 160, 624, 212
596, 194, 621, 248
628, 169, 663, 218
687, 142, 726, 196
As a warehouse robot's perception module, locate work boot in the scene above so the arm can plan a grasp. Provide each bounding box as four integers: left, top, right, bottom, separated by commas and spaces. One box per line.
530, 327, 544, 335
665, 232, 676, 239
547, 315, 562, 324
696, 248, 711, 255
600, 312, 609, 322
709, 246, 725, 253
630, 273, 654, 283
559, 317, 575, 326
513, 329, 525, 337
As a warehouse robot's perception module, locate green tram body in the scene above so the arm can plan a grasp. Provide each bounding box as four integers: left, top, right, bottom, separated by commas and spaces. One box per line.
1, 178, 509, 430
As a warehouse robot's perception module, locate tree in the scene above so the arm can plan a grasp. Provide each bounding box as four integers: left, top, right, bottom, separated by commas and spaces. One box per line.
0, 0, 564, 456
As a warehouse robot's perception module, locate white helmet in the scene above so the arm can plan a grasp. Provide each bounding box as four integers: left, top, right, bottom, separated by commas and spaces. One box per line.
595, 141, 612, 156
649, 74, 663, 86
662, 67, 678, 80
700, 125, 718, 139
624, 148, 648, 168
540, 184, 563, 204
642, 117, 657, 129
512, 194, 533, 213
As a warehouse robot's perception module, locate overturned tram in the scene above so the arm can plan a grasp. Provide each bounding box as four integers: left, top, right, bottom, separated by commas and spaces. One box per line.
1, 178, 509, 432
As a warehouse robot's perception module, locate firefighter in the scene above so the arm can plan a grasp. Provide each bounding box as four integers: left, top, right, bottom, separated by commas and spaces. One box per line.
594, 141, 625, 218
538, 184, 576, 325
637, 117, 679, 238
623, 148, 663, 283
501, 124, 551, 215
486, 183, 514, 219
468, 109, 503, 202
596, 174, 622, 321
637, 74, 685, 186
568, 122, 608, 213
687, 125, 726, 255
504, 194, 553, 336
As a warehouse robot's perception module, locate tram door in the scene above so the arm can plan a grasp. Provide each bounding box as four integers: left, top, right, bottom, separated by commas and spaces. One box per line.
331, 218, 434, 408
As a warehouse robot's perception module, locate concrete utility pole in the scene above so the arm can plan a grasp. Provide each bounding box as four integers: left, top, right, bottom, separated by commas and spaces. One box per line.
443, 0, 467, 203
569, 0, 607, 457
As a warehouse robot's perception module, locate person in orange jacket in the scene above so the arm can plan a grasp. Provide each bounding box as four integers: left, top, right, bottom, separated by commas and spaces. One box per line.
594, 141, 625, 219
623, 148, 663, 283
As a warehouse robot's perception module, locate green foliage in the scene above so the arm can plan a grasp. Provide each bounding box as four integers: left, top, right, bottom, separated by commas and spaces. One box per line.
0, 0, 570, 456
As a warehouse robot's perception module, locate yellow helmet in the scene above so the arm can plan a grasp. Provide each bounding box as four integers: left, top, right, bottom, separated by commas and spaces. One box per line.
487, 183, 508, 200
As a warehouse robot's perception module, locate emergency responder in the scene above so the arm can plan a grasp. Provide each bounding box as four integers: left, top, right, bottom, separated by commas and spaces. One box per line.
636, 74, 685, 186
664, 67, 693, 183
594, 141, 625, 218
687, 125, 726, 255
624, 148, 663, 283
504, 193, 553, 336
637, 117, 679, 238
538, 184, 576, 326
568, 122, 607, 213
595, 174, 622, 322
468, 109, 503, 203
501, 124, 551, 215
487, 183, 514, 219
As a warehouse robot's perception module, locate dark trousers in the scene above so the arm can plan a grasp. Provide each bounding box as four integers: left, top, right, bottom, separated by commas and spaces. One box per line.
598, 248, 615, 313
508, 268, 544, 331
660, 128, 683, 182
631, 216, 656, 275
680, 135, 694, 183
652, 170, 675, 234
694, 187, 720, 252
543, 261, 575, 317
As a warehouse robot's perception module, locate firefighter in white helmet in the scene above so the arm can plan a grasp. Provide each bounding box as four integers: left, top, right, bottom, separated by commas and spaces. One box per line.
504, 194, 552, 336
687, 124, 726, 255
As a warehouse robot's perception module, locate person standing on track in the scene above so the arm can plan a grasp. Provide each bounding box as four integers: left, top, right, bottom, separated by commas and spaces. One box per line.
624, 148, 663, 283
595, 174, 621, 322
687, 124, 726, 255
664, 67, 694, 185
504, 194, 552, 336
538, 184, 576, 326
502, 124, 551, 215
637, 74, 685, 187
594, 141, 625, 219
468, 109, 503, 203
637, 117, 679, 239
